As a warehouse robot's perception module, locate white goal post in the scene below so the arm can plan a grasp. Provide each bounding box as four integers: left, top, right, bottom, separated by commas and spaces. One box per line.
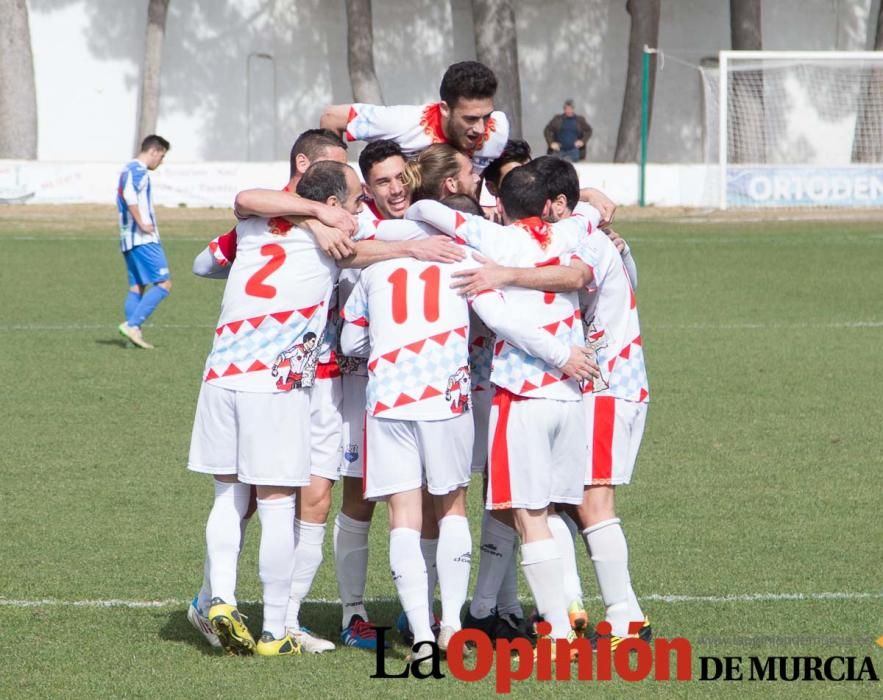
711, 51, 883, 209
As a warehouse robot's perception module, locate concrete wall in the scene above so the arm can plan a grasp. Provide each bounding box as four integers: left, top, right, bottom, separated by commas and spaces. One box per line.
25, 0, 882, 164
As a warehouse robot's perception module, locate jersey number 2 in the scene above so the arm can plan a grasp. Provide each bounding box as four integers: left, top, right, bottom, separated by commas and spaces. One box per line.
388, 266, 440, 324
245, 244, 285, 299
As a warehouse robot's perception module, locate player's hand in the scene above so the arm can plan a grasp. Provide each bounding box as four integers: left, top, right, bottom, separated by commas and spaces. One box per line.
302, 219, 357, 260
560, 346, 600, 382
602, 227, 626, 254
315, 203, 358, 238
410, 237, 467, 263
140, 222, 156, 234
450, 252, 510, 295
550, 142, 561, 152
575, 139, 585, 148
583, 188, 617, 227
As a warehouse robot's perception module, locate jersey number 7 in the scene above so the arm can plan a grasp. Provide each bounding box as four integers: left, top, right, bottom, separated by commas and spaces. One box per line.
388, 265, 440, 324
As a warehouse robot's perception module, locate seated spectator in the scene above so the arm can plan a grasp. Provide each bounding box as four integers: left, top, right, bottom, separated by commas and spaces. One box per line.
543, 99, 592, 162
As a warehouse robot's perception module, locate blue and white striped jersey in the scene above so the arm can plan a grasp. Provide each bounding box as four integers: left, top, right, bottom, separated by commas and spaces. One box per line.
117, 159, 159, 252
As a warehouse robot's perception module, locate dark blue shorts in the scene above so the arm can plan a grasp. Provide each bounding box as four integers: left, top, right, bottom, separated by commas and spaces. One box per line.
124, 243, 170, 286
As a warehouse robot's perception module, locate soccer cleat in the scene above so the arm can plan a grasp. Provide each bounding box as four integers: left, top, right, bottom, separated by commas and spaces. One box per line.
118, 322, 154, 349
255, 631, 302, 657
534, 630, 583, 663
437, 624, 457, 653
208, 598, 255, 655
463, 609, 530, 642
590, 617, 653, 651
340, 614, 380, 650
567, 600, 589, 638
187, 596, 221, 648
288, 626, 335, 654
499, 611, 534, 639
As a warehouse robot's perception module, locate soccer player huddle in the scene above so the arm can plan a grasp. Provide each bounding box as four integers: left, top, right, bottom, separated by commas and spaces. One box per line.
185, 61, 651, 661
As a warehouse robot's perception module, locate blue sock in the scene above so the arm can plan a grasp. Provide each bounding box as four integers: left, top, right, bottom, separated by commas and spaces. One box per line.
124, 291, 141, 323
129, 286, 169, 328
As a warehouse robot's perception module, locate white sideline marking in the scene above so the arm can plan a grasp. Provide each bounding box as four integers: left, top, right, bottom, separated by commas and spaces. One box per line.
1, 592, 880, 610
2, 321, 882, 333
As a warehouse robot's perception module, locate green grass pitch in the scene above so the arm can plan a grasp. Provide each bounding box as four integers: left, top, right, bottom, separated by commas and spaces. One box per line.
0, 205, 881, 698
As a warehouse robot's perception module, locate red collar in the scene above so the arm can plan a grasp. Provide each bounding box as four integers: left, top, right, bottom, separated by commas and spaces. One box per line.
366, 199, 385, 220
420, 103, 448, 144
514, 217, 552, 250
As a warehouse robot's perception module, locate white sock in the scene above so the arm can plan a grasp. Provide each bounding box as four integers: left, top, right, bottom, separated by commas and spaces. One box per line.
196, 558, 212, 613
549, 514, 583, 605
497, 533, 524, 618
257, 496, 296, 639
520, 538, 570, 639
205, 480, 250, 605
334, 512, 370, 628
470, 511, 516, 619
420, 537, 439, 628
285, 519, 326, 630
436, 516, 471, 630
390, 528, 433, 644
583, 518, 644, 637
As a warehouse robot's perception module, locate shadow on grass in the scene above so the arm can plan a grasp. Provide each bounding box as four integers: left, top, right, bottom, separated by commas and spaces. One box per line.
95, 338, 131, 350
159, 600, 412, 657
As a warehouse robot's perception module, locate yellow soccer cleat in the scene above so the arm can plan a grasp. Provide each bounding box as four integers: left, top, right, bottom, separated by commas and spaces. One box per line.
255, 631, 302, 657
208, 598, 255, 656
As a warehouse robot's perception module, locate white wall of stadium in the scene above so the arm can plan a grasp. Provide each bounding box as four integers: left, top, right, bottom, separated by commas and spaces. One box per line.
24, 0, 882, 166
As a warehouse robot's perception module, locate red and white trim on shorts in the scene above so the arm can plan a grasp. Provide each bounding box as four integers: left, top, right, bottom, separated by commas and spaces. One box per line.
590, 395, 616, 485
488, 386, 527, 510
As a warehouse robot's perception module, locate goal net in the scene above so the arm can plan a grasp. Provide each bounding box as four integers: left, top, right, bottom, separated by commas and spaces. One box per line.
699, 51, 883, 208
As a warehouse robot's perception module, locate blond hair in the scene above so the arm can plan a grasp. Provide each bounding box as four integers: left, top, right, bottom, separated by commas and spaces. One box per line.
401, 143, 462, 201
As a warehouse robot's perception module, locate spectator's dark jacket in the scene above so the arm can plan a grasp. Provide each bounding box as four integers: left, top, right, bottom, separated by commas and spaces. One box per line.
543, 113, 593, 160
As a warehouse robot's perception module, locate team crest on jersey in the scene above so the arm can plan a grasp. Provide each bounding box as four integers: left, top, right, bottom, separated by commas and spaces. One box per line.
585, 323, 610, 393
445, 365, 472, 414
271, 331, 319, 391
344, 443, 360, 463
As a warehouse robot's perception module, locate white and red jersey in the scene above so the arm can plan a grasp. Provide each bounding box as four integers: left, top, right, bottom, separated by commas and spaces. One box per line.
576, 227, 649, 403
405, 200, 598, 401
344, 102, 509, 175
202, 216, 337, 392
341, 256, 475, 421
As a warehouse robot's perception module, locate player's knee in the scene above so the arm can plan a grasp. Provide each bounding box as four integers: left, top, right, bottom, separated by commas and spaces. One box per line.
300, 485, 333, 522
158, 279, 172, 292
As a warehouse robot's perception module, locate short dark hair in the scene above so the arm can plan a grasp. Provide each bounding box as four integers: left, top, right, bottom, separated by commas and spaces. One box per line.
358, 140, 405, 181
530, 156, 580, 211
498, 164, 548, 221
290, 128, 347, 177
296, 161, 349, 203
441, 193, 485, 217
439, 61, 497, 107
482, 139, 532, 192
303, 332, 317, 343
140, 135, 170, 152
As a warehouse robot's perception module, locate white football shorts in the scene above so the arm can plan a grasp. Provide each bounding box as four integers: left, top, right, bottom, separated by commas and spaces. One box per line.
309, 373, 343, 481
584, 395, 647, 486
340, 371, 368, 479
363, 412, 473, 500
188, 381, 311, 487
486, 389, 586, 510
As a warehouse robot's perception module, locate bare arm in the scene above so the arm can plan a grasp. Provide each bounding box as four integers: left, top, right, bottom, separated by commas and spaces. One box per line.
451, 253, 591, 296
319, 104, 352, 136
579, 187, 616, 227
339, 237, 466, 269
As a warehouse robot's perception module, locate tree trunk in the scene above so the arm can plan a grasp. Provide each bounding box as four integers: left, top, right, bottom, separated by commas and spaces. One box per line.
471, 0, 522, 138
851, 1, 883, 162
729, 0, 765, 163
345, 0, 383, 104
0, 0, 38, 159
614, 0, 660, 163
135, 0, 170, 153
